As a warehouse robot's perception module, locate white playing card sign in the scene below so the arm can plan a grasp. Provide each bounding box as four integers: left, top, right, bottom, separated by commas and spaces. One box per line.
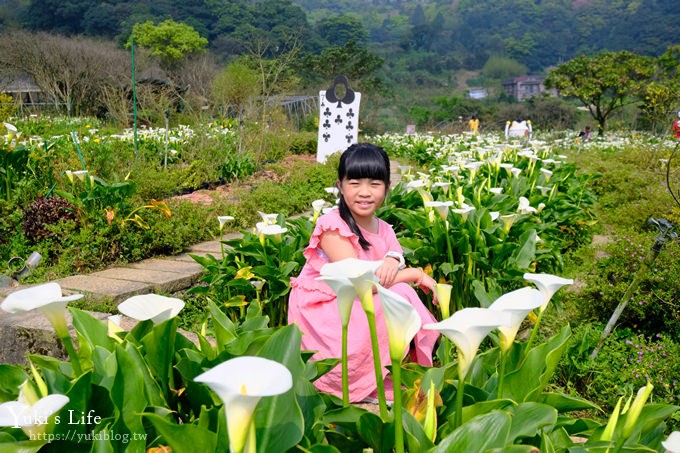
317, 75, 361, 163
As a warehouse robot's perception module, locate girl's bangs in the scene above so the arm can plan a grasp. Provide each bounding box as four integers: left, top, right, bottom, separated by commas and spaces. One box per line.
343, 149, 390, 182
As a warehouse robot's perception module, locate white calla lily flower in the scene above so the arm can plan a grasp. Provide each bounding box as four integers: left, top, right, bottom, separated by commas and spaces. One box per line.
373, 283, 421, 359
662, 431, 680, 453
316, 275, 357, 326
3, 122, 18, 139
424, 201, 453, 221
311, 199, 327, 222
256, 211, 279, 225
431, 181, 451, 194
1, 282, 83, 317
255, 222, 288, 236
452, 203, 475, 222
424, 308, 511, 377
0, 393, 69, 437
540, 168, 553, 182
1, 282, 82, 336
434, 283, 453, 319
218, 215, 235, 230
117, 294, 184, 323
195, 357, 292, 453
523, 273, 574, 312
517, 196, 537, 214
489, 287, 544, 351
324, 187, 339, 197
320, 258, 382, 312
1, 282, 84, 374
500, 213, 518, 233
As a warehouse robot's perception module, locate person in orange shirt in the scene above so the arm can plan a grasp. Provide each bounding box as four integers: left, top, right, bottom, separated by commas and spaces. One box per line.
468, 115, 479, 135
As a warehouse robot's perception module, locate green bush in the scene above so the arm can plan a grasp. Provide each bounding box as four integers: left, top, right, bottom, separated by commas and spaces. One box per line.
578, 229, 680, 336
0, 93, 17, 121
556, 323, 680, 427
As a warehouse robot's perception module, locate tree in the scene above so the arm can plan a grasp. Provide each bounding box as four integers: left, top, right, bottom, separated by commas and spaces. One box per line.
129, 19, 208, 71
639, 46, 680, 134
544, 50, 655, 134
212, 60, 260, 118
0, 30, 136, 117
299, 40, 384, 91
316, 15, 368, 46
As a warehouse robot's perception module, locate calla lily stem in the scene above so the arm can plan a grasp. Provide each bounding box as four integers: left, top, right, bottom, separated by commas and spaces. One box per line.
51, 319, 82, 376
341, 323, 349, 406
496, 349, 507, 399
454, 370, 465, 428
524, 308, 545, 354
365, 309, 388, 419
391, 359, 404, 453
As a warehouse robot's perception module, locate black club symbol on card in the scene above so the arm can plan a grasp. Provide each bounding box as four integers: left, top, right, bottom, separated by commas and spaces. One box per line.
335, 115, 343, 125
345, 134, 353, 144
323, 132, 331, 142
323, 119, 331, 129
346, 108, 355, 118
323, 107, 332, 117
325, 75, 356, 108
345, 121, 354, 131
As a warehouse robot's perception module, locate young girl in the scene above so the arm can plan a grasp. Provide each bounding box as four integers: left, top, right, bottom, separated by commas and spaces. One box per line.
288, 142, 439, 402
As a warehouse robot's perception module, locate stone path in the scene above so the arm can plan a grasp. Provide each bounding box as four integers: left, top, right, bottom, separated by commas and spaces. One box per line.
0, 161, 404, 363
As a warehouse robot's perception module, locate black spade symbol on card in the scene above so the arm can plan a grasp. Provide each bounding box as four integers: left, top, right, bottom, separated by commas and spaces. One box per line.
325, 75, 355, 108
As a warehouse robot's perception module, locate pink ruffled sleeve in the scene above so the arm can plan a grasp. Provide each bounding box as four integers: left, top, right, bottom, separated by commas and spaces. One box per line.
303, 210, 362, 273
289, 210, 361, 301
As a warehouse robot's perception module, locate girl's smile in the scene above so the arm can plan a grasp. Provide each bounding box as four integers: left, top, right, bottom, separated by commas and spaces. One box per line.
339, 178, 387, 230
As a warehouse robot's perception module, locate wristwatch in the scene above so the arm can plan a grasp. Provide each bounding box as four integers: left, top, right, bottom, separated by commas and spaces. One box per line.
384, 251, 406, 270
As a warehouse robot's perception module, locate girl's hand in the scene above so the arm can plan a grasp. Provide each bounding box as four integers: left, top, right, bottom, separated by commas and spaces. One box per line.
416, 269, 438, 303
376, 258, 400, 288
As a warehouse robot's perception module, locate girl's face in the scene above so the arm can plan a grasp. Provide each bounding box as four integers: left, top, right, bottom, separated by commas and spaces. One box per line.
338, 177, 387, 222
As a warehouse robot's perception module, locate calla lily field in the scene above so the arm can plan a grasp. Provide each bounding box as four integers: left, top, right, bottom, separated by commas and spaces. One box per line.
1, 118, 679, 451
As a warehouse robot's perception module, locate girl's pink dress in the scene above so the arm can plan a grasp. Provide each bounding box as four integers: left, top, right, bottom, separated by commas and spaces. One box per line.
288, 209, 439, 402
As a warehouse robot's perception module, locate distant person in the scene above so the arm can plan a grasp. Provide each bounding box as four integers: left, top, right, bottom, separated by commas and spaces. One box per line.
673, 112, 680, 139
578, 126, 592, 142
468, 115, 480, 135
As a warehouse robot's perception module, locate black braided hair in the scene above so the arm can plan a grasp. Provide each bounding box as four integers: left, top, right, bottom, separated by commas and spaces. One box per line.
337, 143, 391, 250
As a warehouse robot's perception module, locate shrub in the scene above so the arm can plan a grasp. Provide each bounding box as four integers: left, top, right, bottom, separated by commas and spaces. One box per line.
578, 229, 680, 337
21, 196, 79, 243
0, 93, 17, 121
556, 323, 680, 426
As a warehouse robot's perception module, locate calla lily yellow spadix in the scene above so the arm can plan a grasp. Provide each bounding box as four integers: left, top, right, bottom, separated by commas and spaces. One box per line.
117, 294, 185, 324
195, 356, 292, 453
